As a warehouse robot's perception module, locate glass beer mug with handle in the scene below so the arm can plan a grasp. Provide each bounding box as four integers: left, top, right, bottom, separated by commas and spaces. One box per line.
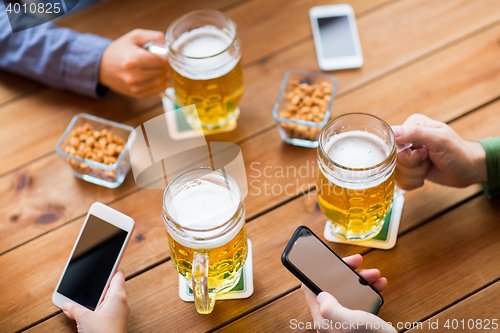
317, 113, 398, 241
163, 168, 248, 314
145, 9, 244, 131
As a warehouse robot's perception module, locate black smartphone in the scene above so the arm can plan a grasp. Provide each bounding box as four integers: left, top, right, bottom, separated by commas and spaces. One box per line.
281, 226, 383, 314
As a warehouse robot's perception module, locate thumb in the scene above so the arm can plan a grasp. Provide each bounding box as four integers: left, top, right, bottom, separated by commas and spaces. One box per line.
395, 123, 443, 149
318, 293, 393, 333
103, 268, 127, 302
129, 29, 166, 47
394, 114, 447, 148
63, 302, 91, 321
317, 292, 345, 320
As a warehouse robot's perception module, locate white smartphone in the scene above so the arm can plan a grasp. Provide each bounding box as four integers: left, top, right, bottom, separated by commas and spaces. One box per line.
52, 202, 135, 310
310, 4, 364, 71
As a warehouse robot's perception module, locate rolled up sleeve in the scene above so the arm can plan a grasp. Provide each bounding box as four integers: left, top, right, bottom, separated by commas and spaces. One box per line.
478, 137, 500, 199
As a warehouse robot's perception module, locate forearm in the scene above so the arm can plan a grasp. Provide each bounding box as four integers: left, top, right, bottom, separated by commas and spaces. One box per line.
478, 137, 500, 199
0, 5, 111, 97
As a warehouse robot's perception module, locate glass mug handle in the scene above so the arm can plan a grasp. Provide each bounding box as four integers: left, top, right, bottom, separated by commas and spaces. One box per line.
192, 251, 216, 314
142, 41, 175, 101
396, 143, 412, 153
143, 41, 168, 56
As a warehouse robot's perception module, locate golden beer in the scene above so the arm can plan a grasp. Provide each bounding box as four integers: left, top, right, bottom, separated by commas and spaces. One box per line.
163, 168, 247, 314
167, 220, 247, 292
168, 12, 244, 130
317, 113, 397, 241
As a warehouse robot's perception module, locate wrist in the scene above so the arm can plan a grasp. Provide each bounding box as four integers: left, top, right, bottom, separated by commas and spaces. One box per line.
467, 141, 488, 184
98, 46, 111, 87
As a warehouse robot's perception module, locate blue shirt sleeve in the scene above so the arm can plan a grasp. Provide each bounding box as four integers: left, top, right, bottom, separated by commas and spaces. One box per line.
0, 2, 112, 98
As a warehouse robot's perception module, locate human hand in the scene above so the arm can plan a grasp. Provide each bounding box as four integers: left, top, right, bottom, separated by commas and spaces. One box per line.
392, 114, 487, 190
63, 268, 130, 333
301, 254, 395, 333
99, 29, 169, 98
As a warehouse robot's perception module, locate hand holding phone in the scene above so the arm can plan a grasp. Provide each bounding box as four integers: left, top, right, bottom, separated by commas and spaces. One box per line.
63, 268, 130, 333
53, 202, 134, 311
282, 226, 384, 314
301, 282, 396, 333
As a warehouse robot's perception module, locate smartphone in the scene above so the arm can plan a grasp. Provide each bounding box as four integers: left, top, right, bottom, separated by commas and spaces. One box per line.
309, 4, 364, 71
281, 226, 383, 314
52, 202, 135, 310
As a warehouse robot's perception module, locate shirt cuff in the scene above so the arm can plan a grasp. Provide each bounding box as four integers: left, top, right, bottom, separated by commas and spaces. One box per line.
478, 137, 500, 199
62, 33, 112, 98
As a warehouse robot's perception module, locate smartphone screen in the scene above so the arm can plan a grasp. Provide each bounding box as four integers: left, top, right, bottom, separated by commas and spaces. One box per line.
282, 226, 383, 314
317, 15, 356, 58
57, 215, 128, 310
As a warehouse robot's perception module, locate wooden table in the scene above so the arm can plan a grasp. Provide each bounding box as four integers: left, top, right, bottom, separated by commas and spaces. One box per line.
1, 0, 500, 332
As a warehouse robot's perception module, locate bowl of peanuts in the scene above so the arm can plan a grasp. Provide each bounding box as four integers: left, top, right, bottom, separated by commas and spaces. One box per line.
273, 70, 337, 148
56, 114, 135, 188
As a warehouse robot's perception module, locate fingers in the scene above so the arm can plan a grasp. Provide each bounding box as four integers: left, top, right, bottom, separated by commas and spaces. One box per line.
63, 302, 91, 321
370, 277, 388, 293
342, 254, 363, 269
105, 268, 127, 303
403, 113, 445, 128
397, 147, 428, 168
394, 114, 447, 148
317, 292, 345, 323
357, 268, 381, 283
318, 292, 395, 333
132, 48, 169, 69
396, 148, 430, 190
121, 29, 168, 70
126, 75, 169, 98
129, 29, 166, 47
396, 125, 435, 147
124, 68, 169, 83
343, 256, 388, 293
357, 269, 388, 292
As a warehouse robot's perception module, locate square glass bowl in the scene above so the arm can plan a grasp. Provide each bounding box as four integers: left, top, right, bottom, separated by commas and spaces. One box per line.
56, 113, 135, 188
272, 70, 337, 148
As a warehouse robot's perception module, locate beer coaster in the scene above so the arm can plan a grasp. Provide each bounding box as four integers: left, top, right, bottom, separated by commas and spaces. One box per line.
178, 239, 254, 302
161, 88, 237, 139
323, 193, 405, 250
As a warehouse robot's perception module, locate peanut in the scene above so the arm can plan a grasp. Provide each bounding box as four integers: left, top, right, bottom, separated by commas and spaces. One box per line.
278, 79, 334, 142
63, 123, 126, 183
113, 135, 124, 145
70, 137, 79, 149
85, 137, 95, 147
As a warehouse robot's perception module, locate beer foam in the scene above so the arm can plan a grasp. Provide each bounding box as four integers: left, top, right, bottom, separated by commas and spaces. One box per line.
166, 179, 243, 249
320, 130, 393, 190
171, 25, 240, 80
174, 25, 232, 58
325, 131, 389, 168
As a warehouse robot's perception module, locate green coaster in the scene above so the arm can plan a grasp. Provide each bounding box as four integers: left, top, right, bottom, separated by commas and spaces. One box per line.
323, 193, 404, 250
178, 239, 254, 301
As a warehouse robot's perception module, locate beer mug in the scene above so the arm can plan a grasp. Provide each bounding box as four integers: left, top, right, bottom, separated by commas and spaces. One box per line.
163, 168, 248, 314
145, 10, 244, 130
317, 113, 397, 241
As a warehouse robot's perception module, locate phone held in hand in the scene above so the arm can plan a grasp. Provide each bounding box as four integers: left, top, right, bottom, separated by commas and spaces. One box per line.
52, 202, 135, 310
309, 4, 364, 70
281, 226, 383, 314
